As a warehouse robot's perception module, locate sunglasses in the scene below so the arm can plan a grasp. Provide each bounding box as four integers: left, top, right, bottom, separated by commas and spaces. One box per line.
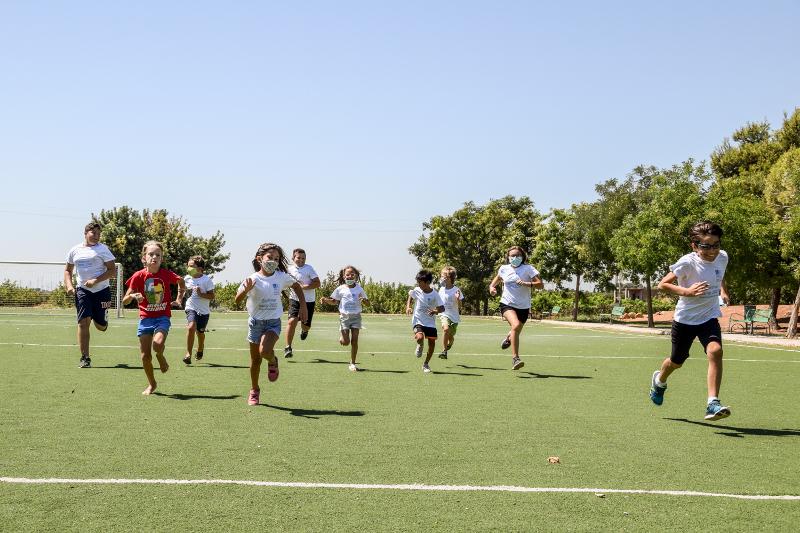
694, 241, 721, 250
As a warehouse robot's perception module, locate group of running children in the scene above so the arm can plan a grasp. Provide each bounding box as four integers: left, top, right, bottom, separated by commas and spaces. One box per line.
65, 220, 732, 421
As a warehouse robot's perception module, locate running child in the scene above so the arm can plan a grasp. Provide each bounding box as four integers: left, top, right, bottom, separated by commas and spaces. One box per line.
122, 241, 186, 395
489, 246, 543, 370
438, 266, 463, 360
649, 221, 731, 421
319, 265, 370, 372
235, 243, 307, 406
405, 269, 445, 373
182, 255, 215, 365
284, 248, 321, 358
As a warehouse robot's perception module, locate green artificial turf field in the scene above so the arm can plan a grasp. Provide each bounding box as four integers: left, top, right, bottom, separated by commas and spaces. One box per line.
1, 311, 798, 531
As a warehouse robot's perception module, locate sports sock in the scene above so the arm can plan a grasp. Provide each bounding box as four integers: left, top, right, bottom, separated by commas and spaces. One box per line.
654, 373, 667, 388
707, 396, 719, 404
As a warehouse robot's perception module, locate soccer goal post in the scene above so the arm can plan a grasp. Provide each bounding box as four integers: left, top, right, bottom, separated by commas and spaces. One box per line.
0, 261, 125, 318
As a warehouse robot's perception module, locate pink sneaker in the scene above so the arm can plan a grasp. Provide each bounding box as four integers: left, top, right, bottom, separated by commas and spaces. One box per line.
248, 389, 260, 406
267, 360, 279, 382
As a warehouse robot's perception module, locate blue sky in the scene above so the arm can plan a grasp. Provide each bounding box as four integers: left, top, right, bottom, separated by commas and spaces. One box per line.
1, 1, 798, 285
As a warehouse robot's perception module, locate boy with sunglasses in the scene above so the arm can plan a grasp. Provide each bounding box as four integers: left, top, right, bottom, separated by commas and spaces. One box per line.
649, 221, 731, 420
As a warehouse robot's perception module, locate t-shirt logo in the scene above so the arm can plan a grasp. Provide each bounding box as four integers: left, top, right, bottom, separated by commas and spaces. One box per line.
145, 278, 165, 305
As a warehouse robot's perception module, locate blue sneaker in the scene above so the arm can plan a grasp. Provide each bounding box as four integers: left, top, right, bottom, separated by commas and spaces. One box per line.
704, 400, 731, 421
649, 370, 666, 405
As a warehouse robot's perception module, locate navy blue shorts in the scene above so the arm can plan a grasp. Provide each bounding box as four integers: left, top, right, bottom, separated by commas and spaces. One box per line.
185, 310, 210, 332
670, 318, 722, 365
75, 287, 111, 326
413, 324, 438, 339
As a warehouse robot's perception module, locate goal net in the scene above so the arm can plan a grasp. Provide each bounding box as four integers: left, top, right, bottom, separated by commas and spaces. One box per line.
0, 261, 124, 317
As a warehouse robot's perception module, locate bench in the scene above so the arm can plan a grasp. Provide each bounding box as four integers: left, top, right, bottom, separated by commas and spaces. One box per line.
541, 305, 561, 319
599, 305, 625, 323
751, 308, 775, 335
728, 305, 756, 334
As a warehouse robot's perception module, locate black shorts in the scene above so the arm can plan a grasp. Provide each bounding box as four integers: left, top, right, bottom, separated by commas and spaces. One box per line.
670, 318, 722, 365
288, 299, 315, 326
75, 287, 111, 326
413, 324, 438, 339
500, 304, 529, 325
185, 310, 210, 332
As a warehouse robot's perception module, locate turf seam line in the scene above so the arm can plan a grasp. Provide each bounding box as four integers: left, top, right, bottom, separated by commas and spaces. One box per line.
1, 477, 798, 500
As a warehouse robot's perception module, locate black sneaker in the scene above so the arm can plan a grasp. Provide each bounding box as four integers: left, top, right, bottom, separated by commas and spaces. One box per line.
195, 351, 204, 361
182, 354, 192, 365
300, 330, 309, 341
501, 336, 511, 350
438, 351, 448, 359
79, 355, 91, 368
284, 346, 293, 358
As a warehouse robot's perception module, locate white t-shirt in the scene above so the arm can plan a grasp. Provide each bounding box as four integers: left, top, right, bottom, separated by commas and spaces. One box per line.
498, 264, 539, 309
66, 242, 116, 293
408, 287, 444, 328
184, 274, 215, 315
330, 284, 368, 315
671, 250, 728, 325
438, 285, 463, 322
241, 271, 295, 320
288, 263, 318, 302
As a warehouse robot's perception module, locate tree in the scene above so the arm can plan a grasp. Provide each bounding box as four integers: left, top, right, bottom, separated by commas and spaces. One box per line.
409, 196, 541, 315
94, 207, 229, 281
610, 161, 708, 327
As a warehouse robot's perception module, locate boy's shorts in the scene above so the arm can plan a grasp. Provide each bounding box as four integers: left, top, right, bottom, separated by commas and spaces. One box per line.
185, 310, 210, 332
340, 313, 362, 331
137, 316, 171, 337
499, 304, 530, 325
288, 300, 315, 326
670, 318, 722, 365
413, 324, 438, 339
75, 287, 111, 326
439, 315, 459, 334
247, 317, 281, 344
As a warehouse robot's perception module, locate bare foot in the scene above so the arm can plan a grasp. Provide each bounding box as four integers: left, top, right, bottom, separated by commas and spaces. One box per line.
142, 384, 156, 395
156, 354, 169, 373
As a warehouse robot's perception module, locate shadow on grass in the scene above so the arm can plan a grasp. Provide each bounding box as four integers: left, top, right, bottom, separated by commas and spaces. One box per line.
95, 363, 142, 370
456, 364, 504, 371
518, 371, 592, 380
359, 368, 410, 374
262, 403, 365, 419
154, 392, 240, 401
430, 370, 482, 377
202, 362, 249, 369
665, 418, 800, 438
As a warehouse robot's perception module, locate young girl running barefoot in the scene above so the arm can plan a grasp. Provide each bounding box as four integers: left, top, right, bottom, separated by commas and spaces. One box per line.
235, 243, 307, 406
319, 265, 370, 372
123, 241, 186, 395
489, 246, 543, 370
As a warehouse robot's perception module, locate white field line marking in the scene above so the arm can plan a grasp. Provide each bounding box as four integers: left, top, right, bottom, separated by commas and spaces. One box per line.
1, 477, 798, 500
0, 342, 798, 363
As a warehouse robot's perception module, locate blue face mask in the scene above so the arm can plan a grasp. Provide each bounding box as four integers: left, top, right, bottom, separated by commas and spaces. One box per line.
509, 256, 523, 267
345, 278, 357, 287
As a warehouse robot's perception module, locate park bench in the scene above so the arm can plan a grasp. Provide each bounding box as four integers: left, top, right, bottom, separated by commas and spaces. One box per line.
541, 305, 561, 319
751, 308, 775, 335
728, 305, 756, 334
599, 305, 625, 323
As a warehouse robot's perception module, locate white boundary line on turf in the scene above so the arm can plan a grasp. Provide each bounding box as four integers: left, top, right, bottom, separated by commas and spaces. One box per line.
1, 477, 798, 501
1, 342, 799, 362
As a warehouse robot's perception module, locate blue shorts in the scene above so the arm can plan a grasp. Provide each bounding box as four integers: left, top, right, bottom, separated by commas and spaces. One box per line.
186, 310, 210, 332
75, 287, 111, 326
247, 317, 281, 344
137, 316, 172, 337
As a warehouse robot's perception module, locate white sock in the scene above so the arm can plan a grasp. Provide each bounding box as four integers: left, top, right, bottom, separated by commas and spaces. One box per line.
708, 396, 718, 404
655, 373, 667, 388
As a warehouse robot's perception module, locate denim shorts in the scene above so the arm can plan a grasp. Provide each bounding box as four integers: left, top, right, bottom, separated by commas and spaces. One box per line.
137, 316, 172, 337
247, 317, 281, 343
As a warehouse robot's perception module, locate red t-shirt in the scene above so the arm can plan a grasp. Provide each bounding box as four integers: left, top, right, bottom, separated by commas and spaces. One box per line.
125, 268, 182, 318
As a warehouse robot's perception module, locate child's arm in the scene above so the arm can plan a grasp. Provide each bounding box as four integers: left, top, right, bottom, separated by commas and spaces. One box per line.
304, 277, 321, 291
359, 291, 370, 306
85, 260, 116, 289
657, 272, 708, 297
488, 275, 503, 296
720, 280, 730, 305
291, 282, 308, 323
405, 294, 413, 315
172, 277, 186, 308
122, 286, 144, 306
428, 304, 445, 316
234, 278, 254, 305
64, 263, 76, 295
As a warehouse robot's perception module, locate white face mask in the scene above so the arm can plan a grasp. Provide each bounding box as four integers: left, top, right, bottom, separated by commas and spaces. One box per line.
345, 278, 357, 287
509, 256, 523, 267
261, 260, 278, 274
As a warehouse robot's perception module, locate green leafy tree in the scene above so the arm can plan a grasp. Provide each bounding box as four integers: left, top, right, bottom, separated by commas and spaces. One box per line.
409, 196, 541, 315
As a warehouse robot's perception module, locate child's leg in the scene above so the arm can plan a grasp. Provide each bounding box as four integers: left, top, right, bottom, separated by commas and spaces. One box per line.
415, 331, 424, 347
657, 358, 682, 382
502, 310, 524, 357
260, 332, 279, 363
186, 320, 196, 355
139, 334, 157, 394
152, 330, 169, 373
249, 342, 262, 390
350, 328, 360, 364
424, 337, 435, 364
77, 317, 92, 358
340, 329, 351, 346
286, 315, 299, 347
706, 341, 723, 397
197, 330, 205, 352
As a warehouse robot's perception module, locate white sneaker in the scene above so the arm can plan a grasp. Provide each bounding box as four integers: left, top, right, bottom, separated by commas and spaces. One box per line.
349, 363, 358, 372
422, 364, 431, 373
415, 345, 423, 357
